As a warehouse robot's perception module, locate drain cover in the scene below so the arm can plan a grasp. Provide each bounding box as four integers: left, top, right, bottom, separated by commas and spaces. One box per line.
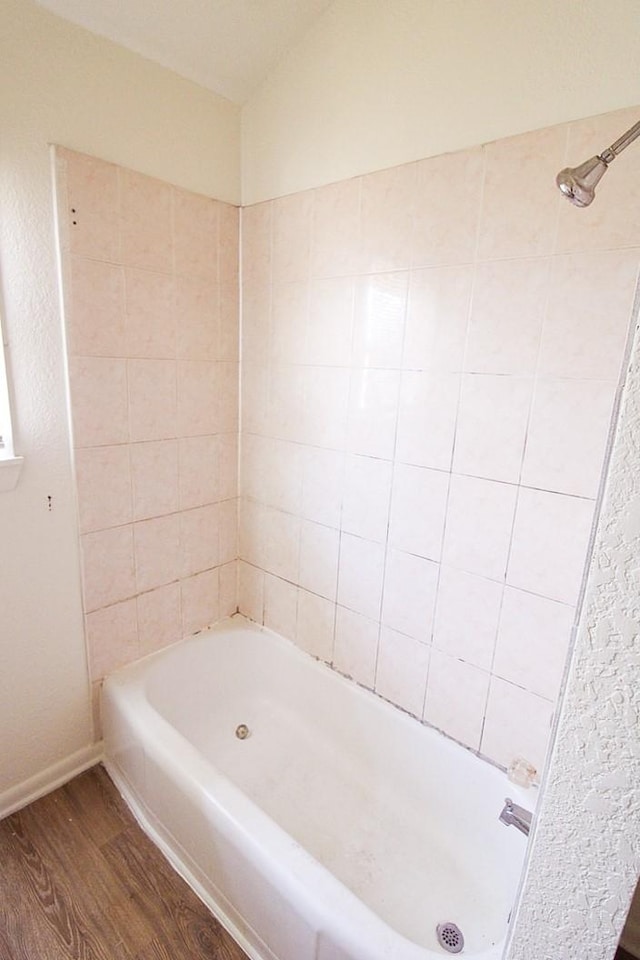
436, 922, 464, 954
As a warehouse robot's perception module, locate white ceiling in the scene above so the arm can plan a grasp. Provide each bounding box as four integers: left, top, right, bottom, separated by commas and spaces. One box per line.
36, 0, 333, 103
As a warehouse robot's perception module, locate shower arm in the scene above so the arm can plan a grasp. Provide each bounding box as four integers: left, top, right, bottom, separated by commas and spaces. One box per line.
599, 119, 640, 165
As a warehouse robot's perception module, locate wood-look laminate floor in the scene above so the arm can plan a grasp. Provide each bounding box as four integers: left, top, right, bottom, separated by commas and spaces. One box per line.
0, 765, 248, 960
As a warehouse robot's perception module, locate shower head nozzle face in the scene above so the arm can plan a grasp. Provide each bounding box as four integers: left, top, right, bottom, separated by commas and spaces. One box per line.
556, 155, 609, 207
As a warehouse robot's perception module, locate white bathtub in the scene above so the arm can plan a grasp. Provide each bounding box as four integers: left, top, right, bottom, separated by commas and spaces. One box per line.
102, 616, 531, 960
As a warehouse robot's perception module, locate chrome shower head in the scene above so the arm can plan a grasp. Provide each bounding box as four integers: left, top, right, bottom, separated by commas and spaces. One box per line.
555, 155, 609, 207
556, 118, 640, 208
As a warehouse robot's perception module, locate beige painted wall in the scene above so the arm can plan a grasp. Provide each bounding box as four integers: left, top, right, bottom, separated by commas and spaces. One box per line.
242, 0, 640, 203
0, 0, 240, 802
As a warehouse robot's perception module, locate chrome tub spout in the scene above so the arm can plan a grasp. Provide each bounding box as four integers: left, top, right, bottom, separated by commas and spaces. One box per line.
499, 798, 532, 837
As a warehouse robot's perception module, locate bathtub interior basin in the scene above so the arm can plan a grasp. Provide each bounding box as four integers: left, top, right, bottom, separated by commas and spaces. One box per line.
102, 615, 532, 960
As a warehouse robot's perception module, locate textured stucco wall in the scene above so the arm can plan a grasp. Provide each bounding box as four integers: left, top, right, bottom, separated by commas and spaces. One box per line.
506, 302, 640, 957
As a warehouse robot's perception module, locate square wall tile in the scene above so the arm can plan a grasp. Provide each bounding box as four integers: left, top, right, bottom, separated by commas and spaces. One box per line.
381, 549, 438, 642
389, 464, 448, 561
271, 280, 308, 364
264, 574, 298, 639
539, 249, 638, 380
219, 498, 238, 565
137, 583, 182, 657
134, 514, 180, 593
433, 567, 503, 670
296, 589, 335, 662
259, 506, 301, 582
478, 124, 566, 260
245, 436, 302, 515
360, 163, 416, 273
219, 201, 239, 278
493, 587, 574, 701
238, 561, 264, 624
481, 677, 554, 775
521, 379, 616, 498
507, 488, 594, 604
465, 258, 549, 376
352, 272, 408, 369
124, 268, 176, 359
423, 651, 490, 751
242, 361, 269, 436
442, 475, 517, 581
299, 520, 340, 601
219, 271, 240, 362
69, 357, 128, 448
219, 434, 239, 501
241, 202, 271, 288
403, 265, 473, 372
304, 367, 350, 450
175, 274, 219, 361
412, 147, 484, 267
342, 455, 393, 543
219, 560, 238, 618
238, 498, 265, 569
334, 606, 379, 689
86, 598, 138, 680
176, 361, 219, 437
178, 435, 220, 510
256, 437, 302, 513
301, 447, 345, 528
347, 369, 400, 460
63, 150, 120, 262
307, 277, 354, 366
375, 627, 430, 718
219, 362, 239, 433
75, 445, 132, 534
453, 375, 532, 484
120, 168, 173, 273
337, 533, 385, 620
267, 363, 306, 442
272, 191, 313, 283
128, 359, 177, 442
396, 371, 460, 470
311, 177, 361, 278
130, 440, 179, 521
242, 279, 271, 362
81, 525, 136, 612
173, 187, 219, 280
179, 504, 220, 578
67, 257, 125, 358
181, 568, 219, 637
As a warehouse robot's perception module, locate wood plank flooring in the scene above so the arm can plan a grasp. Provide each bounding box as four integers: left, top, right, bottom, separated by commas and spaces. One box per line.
0, 765, 248, 960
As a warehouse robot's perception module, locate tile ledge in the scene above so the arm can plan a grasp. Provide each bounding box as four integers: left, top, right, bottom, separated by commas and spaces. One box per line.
0, 455, 24, 491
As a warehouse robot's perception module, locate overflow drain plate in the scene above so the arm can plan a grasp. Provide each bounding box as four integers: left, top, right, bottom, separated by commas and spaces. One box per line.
436, 922, 464, 954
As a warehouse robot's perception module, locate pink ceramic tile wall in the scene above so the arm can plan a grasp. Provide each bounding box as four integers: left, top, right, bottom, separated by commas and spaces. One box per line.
238, 105, 640, 776
56, 148, 239, 711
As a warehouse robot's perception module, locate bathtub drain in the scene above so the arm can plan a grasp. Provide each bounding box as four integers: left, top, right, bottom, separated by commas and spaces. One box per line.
436, 922, 464, 954
235, 724, 250, 740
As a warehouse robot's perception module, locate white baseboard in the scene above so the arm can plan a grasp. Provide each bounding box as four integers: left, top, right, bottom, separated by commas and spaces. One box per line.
0, 742, 104, 820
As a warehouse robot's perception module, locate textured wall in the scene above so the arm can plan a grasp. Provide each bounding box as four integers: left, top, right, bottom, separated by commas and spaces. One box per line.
505, 284, 640, 954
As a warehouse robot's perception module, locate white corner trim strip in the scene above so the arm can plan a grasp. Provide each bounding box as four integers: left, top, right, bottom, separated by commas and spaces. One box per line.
0, 742, 103, 820
0, 455, 24, 492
